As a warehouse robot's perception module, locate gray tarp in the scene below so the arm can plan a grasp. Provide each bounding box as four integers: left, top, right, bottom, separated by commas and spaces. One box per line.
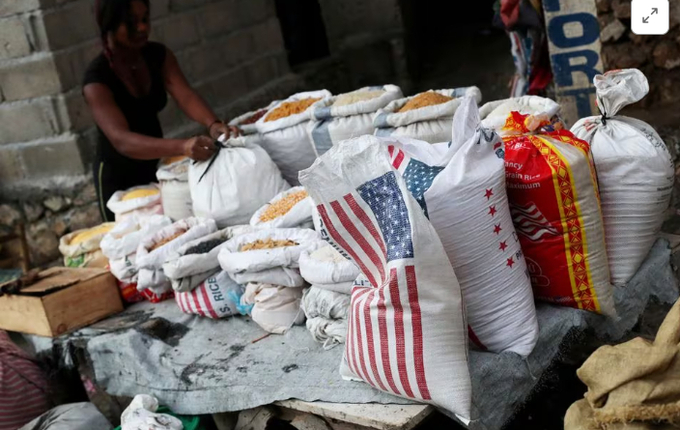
24, 239, 679, 430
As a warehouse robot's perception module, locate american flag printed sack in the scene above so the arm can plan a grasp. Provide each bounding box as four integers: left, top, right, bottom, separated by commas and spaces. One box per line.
299, 135, 472, 419
175, 271, 245, 319
380, 97, 538, 356
502, 111, 615, 316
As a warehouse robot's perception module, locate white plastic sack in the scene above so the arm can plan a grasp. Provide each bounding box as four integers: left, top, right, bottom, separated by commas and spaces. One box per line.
306, 317, 347, 349
110, 254, 138, 283
502, 110, 615, 316
299, 244, 360, 287
136, 217, 217, 296
121, 395, 183, 430
107, 184, 163, 222
309, 85, 403, 156
255, 90, 332, 185
59, 223, 115, 258
250, 186, 314, 229
241, 283, 305, 334
299, 135, 471, 419
373, 87, 482, 143
175, 271, 245, 319
571, 69, 674, 286
100, 215, 172, 260
163, 225, 253, 292
189, 136, 289, 228
157, 157, 193, 221
302, 286, 350, 320
479, 95, 561, 134
383, 97, 538, 356
218, 228, 319, 287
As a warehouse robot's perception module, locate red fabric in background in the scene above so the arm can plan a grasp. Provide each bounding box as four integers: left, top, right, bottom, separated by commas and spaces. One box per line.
0, 331, 50, 430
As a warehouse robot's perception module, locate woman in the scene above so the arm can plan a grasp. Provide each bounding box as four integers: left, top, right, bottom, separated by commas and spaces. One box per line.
84, 0, 238, 221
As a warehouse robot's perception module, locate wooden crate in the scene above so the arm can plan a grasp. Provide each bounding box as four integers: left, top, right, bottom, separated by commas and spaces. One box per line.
0, 267, 123, 337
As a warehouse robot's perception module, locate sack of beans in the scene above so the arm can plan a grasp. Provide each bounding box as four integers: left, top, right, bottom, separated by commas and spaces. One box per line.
571, 69, 674, 286
59, 223, 115, 268
189, 136, 290, 228
240, 282, 305, 334
479, 95, 561, 134
309, 85, 403, 156
163, 225, 253, 292
301, 286, 350, 349
157, 157, 192, 221
107, 184, 164, 222
502, 111, 615, 316
228, 101, 278, 147
218, 228, 319, 287
382, 97, 538, 356
250, 186, 313, 230
255, 90, 332, 185
373, 87, 482, 143
299, 244, 360, 295
136, 217, 217, 299
175, 271, 246, 319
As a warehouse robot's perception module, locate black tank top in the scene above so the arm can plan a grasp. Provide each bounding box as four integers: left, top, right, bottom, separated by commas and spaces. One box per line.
82, 42, 168, 182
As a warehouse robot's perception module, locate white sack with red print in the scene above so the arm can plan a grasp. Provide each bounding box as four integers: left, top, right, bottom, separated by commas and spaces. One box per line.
299, 135, 471, 419
571, 69, 674, 286
382, 97, 538, 356
175, 271, 245, 319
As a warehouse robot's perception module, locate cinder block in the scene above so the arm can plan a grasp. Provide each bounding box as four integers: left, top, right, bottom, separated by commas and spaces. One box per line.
179, 30, 252, 82
0, 0, 41, 18
40, 0, 98, 51
0, 54, 62, 101
52, 39, 100, 92
236, 0, 271, 26
0, 16, 32, 60
250, 18, 285, 54
169, 0, 210, 13
195, 65, 249, 108
58, 89, 92, 132
151, 0, 170, 19
196, 0, 239, 39
0, 98, 62, 144
152, 13, 200, 52
0, 146, 26, 183
244, 54, 280, 92
20, 134, 85, 178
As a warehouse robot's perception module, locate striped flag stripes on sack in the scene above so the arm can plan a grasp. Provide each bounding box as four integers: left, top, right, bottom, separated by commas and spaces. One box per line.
299, 135, 471, 419
175, 271, 245, 319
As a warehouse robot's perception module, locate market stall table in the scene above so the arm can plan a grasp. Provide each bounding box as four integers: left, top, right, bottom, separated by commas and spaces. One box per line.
22, 239, 679, 430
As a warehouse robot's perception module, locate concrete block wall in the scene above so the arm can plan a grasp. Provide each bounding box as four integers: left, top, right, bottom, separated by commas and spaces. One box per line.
0, 0, 297, 265
0, 0, 411, 266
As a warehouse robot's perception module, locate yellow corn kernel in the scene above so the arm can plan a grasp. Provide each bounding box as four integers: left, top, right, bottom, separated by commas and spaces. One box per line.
70, 223, 115, 245
259, 190, 308, 222
122, 188, 159, 201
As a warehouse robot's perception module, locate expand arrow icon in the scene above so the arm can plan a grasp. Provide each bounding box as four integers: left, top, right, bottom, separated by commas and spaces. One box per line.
643, 16, 650, 23
652, 8, 659, 14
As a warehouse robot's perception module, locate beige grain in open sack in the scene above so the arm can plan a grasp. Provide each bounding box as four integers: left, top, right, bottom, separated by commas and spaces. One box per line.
565, 299, 680, 430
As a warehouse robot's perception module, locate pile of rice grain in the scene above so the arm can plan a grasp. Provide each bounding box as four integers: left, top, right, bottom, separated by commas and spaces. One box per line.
264, 98, 322, 122
259, 190, 309, 222
398, 92, 453, 113
241, 238, 298, 251
333, 90, 385, 107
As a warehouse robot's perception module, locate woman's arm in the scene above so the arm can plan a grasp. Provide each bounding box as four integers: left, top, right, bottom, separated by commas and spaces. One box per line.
84, 82, 216, 161
163, 47, 238, 139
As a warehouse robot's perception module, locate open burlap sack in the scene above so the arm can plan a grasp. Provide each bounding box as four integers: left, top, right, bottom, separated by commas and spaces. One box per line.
565, 299, 680, 430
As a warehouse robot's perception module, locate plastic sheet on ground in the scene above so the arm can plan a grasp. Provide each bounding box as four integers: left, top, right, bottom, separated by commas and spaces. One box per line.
22, 239, 679, 430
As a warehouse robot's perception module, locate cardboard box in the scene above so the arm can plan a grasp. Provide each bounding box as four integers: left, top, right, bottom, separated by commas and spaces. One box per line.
0, 267, 123, 337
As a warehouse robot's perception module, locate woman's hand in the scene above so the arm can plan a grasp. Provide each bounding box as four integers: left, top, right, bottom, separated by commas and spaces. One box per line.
209, 121, 241, 140
183, 136, 216, 161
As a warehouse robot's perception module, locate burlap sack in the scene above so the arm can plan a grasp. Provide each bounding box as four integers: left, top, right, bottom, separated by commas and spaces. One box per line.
565, 299, 680, 430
